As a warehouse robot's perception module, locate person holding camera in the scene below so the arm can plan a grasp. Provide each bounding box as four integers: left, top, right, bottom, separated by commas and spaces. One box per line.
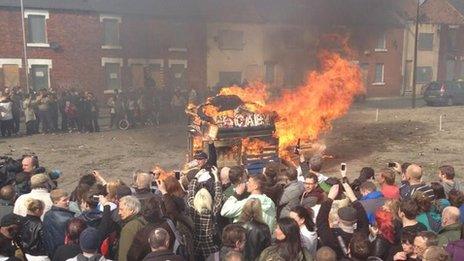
316, 182, 369, 259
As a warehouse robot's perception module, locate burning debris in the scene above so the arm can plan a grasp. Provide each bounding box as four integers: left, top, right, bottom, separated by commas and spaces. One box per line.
187, 35, 364, 166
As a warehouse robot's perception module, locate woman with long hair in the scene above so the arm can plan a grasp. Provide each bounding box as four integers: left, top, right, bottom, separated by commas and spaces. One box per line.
289, 206, 317, 257
158, 175, 187, 222
371, 209, 396, 260
238, 199, 271, 261
259, 217, 310, 261
187, 167, 222, 261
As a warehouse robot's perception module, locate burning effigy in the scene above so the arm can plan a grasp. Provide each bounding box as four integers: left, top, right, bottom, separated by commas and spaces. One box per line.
186, 35, 365, 169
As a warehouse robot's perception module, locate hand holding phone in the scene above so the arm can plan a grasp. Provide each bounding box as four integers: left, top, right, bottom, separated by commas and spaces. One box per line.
340, 163, 347, 177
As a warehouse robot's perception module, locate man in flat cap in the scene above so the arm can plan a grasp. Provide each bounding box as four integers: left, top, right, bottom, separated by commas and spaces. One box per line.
316, 184, 369, 259
13, 174, 53, 219
0, 213, 23, 259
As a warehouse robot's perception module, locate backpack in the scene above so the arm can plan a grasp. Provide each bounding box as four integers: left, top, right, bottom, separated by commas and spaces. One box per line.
165, 216, 195, 261
426, 212, 442, 233
100, 231, 118, 259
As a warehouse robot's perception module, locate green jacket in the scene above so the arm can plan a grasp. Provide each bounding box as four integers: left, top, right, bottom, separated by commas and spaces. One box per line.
438, 223, 462, 247
118, 215, 147, 261
258, 245, 312, 261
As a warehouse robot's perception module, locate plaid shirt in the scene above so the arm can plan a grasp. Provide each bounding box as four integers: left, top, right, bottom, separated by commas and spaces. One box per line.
187, 178, 223, 257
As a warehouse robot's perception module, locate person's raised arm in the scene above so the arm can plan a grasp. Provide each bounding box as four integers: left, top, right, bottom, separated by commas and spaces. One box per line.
316, 185, 339, 250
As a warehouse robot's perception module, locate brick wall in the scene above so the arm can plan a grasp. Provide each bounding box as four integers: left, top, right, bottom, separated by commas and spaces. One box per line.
352, 26, 405, 96
0, 7, 207, 99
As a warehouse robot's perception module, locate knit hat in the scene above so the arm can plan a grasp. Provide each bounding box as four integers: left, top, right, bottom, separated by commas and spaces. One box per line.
338, 206, 357, 223
30, 173, 51, 188
79, 227, 100, 252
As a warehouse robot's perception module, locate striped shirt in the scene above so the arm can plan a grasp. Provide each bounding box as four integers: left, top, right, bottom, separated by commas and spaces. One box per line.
400, 181, 435, 200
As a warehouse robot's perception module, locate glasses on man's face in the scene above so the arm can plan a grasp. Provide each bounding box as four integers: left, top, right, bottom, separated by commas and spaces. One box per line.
304, 182, 316, 186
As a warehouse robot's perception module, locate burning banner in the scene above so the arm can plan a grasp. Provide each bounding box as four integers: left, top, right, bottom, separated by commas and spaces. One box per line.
187, 35, 364, 164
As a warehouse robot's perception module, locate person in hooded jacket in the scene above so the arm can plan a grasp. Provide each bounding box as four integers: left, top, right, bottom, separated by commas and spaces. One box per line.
278, 168, 304, 218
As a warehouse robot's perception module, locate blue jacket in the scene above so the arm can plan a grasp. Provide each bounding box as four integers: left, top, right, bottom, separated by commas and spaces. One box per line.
360, 191, 385, 224
43, 206, 75, 256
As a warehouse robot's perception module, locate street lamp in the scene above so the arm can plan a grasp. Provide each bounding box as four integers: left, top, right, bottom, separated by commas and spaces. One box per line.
20, 0, 30, 93
411, 0, 420, 108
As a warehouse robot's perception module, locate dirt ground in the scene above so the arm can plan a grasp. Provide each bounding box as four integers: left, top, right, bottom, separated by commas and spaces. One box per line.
1, 97, 463, 191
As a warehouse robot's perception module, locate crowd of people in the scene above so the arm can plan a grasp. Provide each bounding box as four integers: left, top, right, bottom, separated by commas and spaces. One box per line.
0, 85, 201, 137
1, 141, 464, 261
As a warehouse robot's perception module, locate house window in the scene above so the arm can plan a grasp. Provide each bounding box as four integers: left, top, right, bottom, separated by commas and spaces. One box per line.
375, 33, 387, 51
105, 63, 122, 91
418, 33, 434, 51
218, 30, 244, 50
0, 62, 21, 88
265, 62, 275, 84
283, 30, 304, 49
374, 64, 385, 84
25, 10, 49, 47
100, 15, 121, 48
448, 26, 458, 51
131, 64, 145, 89
169, 25, 188, 51
31, 65, 49, 90
219, 71, 242, 85
416, 66, 433, 83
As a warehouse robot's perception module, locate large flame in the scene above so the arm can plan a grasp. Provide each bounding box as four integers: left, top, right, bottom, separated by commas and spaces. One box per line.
191, 35, 364, 157
263, 50, 363, 151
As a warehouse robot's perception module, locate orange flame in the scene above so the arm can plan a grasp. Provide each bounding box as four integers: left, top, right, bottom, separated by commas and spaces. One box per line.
193, 136, 203, 151
242, 138, 269, 155
192, 35, 364, 157
264, 50, 363, 151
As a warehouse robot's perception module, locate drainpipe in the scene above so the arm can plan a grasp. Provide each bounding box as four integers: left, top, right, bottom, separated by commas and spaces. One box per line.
20, 0, 30, 93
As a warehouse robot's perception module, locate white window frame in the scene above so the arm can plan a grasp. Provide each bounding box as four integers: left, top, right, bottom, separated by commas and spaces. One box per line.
373, 63, 385, 85
374, 33, 387, 52
24, 10, 50, 48
0, 59, 23, 68
127, 58, 165, 68
100, 14, 122, 49
28, 59, 52, 89
102, 57, 123, 94
168, 59, 187, 68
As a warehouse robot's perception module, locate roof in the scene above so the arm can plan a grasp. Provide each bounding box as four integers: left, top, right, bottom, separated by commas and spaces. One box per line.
0, 0, 414, 26
0, 0, 203, 17
449, 0, 464, 15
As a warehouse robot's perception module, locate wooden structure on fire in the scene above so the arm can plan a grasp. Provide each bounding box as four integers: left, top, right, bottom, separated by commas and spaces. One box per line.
187, 95, 279, 170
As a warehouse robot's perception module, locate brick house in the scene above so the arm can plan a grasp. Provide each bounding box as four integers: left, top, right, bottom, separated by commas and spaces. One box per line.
0, 0, 206, 99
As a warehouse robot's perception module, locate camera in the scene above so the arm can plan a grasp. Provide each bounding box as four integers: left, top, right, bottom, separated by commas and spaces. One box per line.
388, 162, 396, 168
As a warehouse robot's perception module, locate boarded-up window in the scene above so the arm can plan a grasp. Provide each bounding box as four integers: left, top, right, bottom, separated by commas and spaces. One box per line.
28, 15, 46, 43
418, 33, 434, 51
103, 19, 119, 46
31, 65, 49, 90
105, 63, 121, 90
131, 64, 145, 88
416, 66, 433, 83
218, 30, 244, 50
374, 64, 384, 83
147, 64, 164, 89
2, 65, 20, 88
219, 71, 241, 85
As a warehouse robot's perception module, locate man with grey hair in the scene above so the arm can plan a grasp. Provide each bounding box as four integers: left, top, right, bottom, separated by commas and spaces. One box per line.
438, 206, 461, 246
142, 228, 184, 261
134, 172, 160, 210
118, 195, 146, 261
